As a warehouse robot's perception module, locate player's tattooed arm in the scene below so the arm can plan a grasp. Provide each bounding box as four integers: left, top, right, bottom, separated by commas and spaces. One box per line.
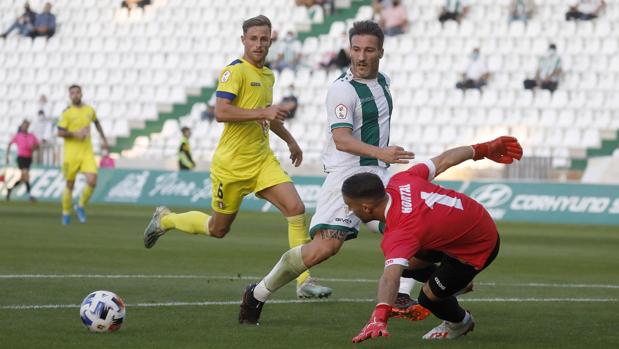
319, 229, 348, 240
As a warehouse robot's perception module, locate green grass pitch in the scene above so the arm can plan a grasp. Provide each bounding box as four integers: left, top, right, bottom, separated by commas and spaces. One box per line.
1, 201, 618, 348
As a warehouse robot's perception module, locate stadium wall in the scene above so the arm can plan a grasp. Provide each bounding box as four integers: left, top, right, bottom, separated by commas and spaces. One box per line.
2, 167, 619, 226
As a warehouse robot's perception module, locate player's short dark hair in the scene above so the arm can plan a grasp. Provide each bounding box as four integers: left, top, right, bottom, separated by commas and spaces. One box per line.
181, 126, 190, 133
68, 84, 81, 91
342, 172, 386, 201
242, 15, 271, 34
349, 20, 384, 49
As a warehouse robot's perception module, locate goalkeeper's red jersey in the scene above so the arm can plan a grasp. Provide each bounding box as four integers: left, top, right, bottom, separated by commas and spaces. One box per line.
381, 160, 498, 270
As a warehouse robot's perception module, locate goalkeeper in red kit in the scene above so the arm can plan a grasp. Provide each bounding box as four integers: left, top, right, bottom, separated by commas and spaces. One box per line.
341, 136, 523, 342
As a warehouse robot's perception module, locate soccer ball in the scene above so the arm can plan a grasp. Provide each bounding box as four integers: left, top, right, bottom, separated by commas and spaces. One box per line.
79, 290, 126, 333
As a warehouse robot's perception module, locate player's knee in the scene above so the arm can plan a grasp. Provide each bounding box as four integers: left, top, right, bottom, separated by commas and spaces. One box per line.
421, 283, 441, 302
287, 200, 305, 216
87, 178, 97, 187
304, 240, 340, 267
418, 287, 441, 312
209, 228, 228, 238
209, 225, 230, 238
66, 181, 75, 190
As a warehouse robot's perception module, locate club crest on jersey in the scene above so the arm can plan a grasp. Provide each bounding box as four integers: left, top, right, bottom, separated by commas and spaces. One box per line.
335, 104, 348, 119
221, 70, 231, 82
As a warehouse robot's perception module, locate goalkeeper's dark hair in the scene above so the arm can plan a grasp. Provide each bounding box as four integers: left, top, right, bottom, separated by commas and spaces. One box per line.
349, 20, 384, 49
341, 172, 386, 201
68, 84, 81, 91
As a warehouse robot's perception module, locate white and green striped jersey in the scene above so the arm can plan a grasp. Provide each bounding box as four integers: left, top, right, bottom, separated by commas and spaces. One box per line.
322, 69, 393, 172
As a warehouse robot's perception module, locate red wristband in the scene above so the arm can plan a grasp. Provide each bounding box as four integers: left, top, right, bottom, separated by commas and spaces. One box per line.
372, 303, 391, 323
471, 143, 488, 161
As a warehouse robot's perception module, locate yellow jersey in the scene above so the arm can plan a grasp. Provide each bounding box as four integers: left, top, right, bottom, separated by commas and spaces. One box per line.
211, 58, 275, 180
58, 104, 97, 158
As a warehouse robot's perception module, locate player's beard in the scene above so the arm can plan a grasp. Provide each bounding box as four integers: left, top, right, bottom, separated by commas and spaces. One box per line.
247, 46, 268, 66
352, 60, 378, 79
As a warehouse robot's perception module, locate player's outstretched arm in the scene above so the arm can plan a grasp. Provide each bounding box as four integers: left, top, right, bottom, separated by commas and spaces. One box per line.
270, 120, 303, 167
352, 264, 402, 343
94, 120, 109, 150
332, 128, 414, 164
215, 98, 288, 123
431, 136, 523, 177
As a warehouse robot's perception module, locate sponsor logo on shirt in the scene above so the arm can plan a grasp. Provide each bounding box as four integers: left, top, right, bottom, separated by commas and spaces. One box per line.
335, 104, 348, 119
334, 217, 352, 224
399, 184, 412, 213
250, 82, 261, 86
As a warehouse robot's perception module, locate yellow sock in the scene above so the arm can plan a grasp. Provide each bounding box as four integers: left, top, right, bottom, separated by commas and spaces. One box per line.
160, 211, 211, 235
287, 214, 311, 286
78, 185, 94, 207
62, 188, 72, 215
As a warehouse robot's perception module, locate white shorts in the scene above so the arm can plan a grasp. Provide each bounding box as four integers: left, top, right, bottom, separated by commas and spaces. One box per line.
309, 166, 390, 240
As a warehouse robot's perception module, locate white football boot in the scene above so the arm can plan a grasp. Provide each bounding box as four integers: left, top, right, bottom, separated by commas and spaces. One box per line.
423, 311, 475, 340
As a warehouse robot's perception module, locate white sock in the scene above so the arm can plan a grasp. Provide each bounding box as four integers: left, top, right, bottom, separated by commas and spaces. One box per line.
364, 220, 384, 234
253, 246, 307, 302
460, 311, 471, 324
398, 276, 416, 295
253, 280, 271, 302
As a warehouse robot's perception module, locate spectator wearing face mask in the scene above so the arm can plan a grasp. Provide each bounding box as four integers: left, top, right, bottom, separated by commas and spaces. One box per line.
456, 48, 490, 91
509, 0, 536, 23
270, 30, 303, 72
523, 43, 562, 93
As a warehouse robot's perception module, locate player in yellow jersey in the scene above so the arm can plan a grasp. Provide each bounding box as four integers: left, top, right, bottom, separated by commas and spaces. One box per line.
57, 85, 109, 225
143, 15, 331, 300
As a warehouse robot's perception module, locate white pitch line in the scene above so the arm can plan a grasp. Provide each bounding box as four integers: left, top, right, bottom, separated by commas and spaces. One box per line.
1, 274, 619, 290
1, 297, 617, 310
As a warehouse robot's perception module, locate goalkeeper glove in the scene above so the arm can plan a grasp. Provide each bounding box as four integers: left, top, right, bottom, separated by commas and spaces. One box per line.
472, 136, 523, 164
352, 303, 391, 343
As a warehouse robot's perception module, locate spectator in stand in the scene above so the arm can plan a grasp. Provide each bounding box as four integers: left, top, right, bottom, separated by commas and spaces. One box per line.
320, 30, 351, 71
270, 31, 303, 72
523, 43, 562, 93
178, 127, 195, 171
566, 0, 606, 21
509, 0, 536, 22
380, 0, 409, 36
317, 0, 335, 16
0, 2, 36, 39
121, 0, 152, 11
439, 0, 470, 24
99, 149, 116, 169
280, 84, 299, 119
30, 2, 56, 39
456, 48, 490, 91
5, 120, 39, 202
266, 30, 280, 69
